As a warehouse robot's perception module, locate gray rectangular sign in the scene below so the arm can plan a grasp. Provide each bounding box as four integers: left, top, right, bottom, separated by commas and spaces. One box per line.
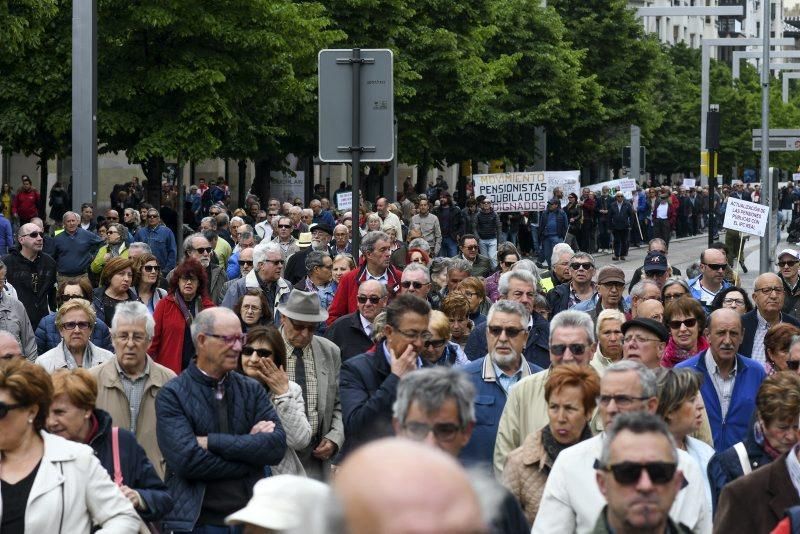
318, 49, 394, 162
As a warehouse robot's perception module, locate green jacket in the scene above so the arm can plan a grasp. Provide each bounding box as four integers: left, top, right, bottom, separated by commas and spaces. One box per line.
591, 507, 693, 534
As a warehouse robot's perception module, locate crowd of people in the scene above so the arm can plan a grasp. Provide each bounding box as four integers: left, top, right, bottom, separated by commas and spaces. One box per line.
2, 174, 800, 533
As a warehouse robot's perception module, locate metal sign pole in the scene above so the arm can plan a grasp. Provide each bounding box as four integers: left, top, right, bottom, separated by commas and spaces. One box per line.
350, 49, 363, 265
760, 0, 772, 274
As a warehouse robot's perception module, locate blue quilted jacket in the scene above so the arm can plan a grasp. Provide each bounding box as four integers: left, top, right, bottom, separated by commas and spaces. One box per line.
35, 311, 113, 355
156, 362, 287, 532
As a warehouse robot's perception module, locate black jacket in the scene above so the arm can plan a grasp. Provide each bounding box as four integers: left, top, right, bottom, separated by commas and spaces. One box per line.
608, 200, 634, 230
339, 343, 400, 460
1, 248, 57, 329
283, 247, 311, 285
547, 282, 574, 317
433, 204, 464, 241
463, 312, 550, 369
325, 312, 374, 361
740, 310, 800, 358
88, 409, 173, 522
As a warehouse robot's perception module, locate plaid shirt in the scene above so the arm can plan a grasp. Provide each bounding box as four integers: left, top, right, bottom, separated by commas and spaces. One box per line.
705, 349, 738, 420
114, 358, 151, 433
283, 332, 319, 437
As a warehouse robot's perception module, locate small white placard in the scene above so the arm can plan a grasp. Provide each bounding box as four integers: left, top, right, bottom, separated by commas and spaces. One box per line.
723, 197, 770, 237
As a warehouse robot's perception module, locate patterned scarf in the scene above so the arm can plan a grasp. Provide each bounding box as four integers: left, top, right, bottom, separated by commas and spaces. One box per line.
541, 423, 593, 463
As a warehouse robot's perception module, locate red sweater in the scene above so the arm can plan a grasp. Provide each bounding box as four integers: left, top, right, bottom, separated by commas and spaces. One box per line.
326, 262, 402, 326
148, 293, 215, 375
12, 189, 40, 220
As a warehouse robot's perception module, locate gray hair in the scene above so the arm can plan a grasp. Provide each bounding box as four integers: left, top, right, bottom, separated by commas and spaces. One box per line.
402, 262, 430, 280
596, 309, 626, 337
630, 279, 660, 298
512, 259, 541, 285
498, 270, 537, 297
599, 412, 678, 465
549, 310, 595, 344
0, 259, 6, 274
129, 242, 152, 255
393, 367, 477, 428
605, 360, 658, 398
200, 216, 217, 230
125, 209, 141, 225
253, 241, 284, 266
360, 231, 390, 255
230, 216, 244, 225
305, 250, 330, 272
111, 301, 155, 340
408, 238, 431, 253
190, 308, 238, 346
371, 311, 387, 343
216, 212, 230, 226
448, 258, 472, 275
62, 211, 79, 223
551, 243, 574, 267
183, 233, 208, 255
570, 251, 595, 265
486, 300, 530, 328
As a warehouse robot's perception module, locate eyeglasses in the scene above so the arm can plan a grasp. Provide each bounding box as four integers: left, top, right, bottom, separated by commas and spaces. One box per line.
595, 460, 677, 485
0, 401, 24, 420
241, 346, 273, 358
357, 295, 384, 304
663, 293, 686, 302
394, 329, 432, 341
106, 217, 119, 221
754, 286, 784, 295
550, 343, 587, 356
401, 281, 429, 290
264, 259, 284, 265
668, 318, 698, 330
238, 260, 254, 267
403, 422, 462, 442
193, 247, 213, 254
779, 260, 799, 268
60, 294, 85, 303
424, 339, 447, 349
702, 263, 727, 271
22, 231, 44, 238
114, 333, 148, 344
203, 332, 247, 346
278, 224, 292, 229
596, 394, 650, 408
487, 326, 527, 338
288, 318, 317, 332
463, 245, 478, 251
61, 321, 91, 331
143, 265, 161, 273
623, 335, 661, 344
502, 261, 518, 268
722, 297, 745, 306
570, 262, 594, 271
461, 291, 478, 299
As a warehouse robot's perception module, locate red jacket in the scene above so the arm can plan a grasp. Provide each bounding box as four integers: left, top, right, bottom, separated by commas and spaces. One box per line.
148, 293, 215, 375
326, 262, 402, 326
12, 189, 40, 220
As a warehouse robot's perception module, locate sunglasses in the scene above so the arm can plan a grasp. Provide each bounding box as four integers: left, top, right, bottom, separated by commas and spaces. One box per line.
241, 346, 273, 358
278, 224, 292, 229
0, 401, 23, 420
193, 247, 213, 254
779, 260, 799, 268
147, 214, 159, 219
143, 265, 161, 273
788, 360, 800, 371
238, 260, 254, 267
357, 295, 384, 304
570, 262, 594, 271
502, 261, 518, 268
487, 326, 527, 338
463, 245, 478, 251
668, 318, 698, 330
288, 318, 316, 332
424, 339, 447, 349
703, 263, 727, 271
60, 294, 85, 303
595, 460, 677, 486
22, 231, 44, 238
61, 321, 91, 331
401, 281, 428, 290
550, 343, 587, 356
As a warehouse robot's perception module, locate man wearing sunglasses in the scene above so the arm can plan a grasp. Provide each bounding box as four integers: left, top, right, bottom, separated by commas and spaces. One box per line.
156, 307, 287, 532
572, 266, 628, 322
594, 413, 689, 534
221, 242, 292, 321
326, 280, 387, 361
740, 272, 800, 364
547, 250, 592, 316
397, 263, 438, 310
133, 209, 177, 274
276, 290, 343, 479
221, 246, 254, 297
272, 216, 300, 257
688, 248, 731, 314
533, 361, 711, 533
173, 233, 228, 305
777, 249, 800, 318
2, 222, 57, 329
457, 233, 492, 278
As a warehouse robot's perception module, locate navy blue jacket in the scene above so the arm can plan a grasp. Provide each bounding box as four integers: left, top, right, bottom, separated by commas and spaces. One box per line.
339, 343, 400, 460
739, 310, 800, 358
464, 312, 550, 369
89, 409, 173, 522
52, 228, 104, 275
537, 209, 568, 241
324, 312, 373, 362
608, 200, 634, 230
707, 416, 774, 513
156, 362, 287, 532
676, 350, 765, 452
134, 224, 177, 273
35, 311, 113, 354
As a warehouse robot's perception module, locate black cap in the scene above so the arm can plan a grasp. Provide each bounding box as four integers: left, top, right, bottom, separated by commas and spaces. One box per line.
621, 318, 669, 342
643, 251, 668, 273
309, 223, 333, 236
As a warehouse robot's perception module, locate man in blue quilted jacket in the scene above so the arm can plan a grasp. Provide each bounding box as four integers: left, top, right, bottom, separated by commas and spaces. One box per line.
156, 307, 287, 532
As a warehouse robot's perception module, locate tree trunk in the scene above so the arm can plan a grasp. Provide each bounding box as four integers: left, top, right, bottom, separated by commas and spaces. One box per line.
38, 154, 48, 218
252, 157, 272, 204
237, 159, 247, 209
141, 156, 164, 207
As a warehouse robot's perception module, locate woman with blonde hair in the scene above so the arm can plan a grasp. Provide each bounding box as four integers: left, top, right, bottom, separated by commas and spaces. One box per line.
421, 310, 469, 366
36, 298, 114, 373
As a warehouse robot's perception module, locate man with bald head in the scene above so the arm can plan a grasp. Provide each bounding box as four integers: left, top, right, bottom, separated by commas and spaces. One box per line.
688, 248, 731, 313
634, 298, 664, 323
333, 438, 488, 534
2, 221, 57, 328
676, 308, 766, 451
0, 332, 24, 361
740, 272, 800, 363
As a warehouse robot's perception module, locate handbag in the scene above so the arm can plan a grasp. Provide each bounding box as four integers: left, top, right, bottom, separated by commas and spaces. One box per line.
111, 427, 161, 534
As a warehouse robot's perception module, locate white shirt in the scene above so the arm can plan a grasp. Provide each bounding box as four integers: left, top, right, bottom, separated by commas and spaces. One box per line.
704, 349, 737, 420
656, 202, 669, 219
750, 310, 772, 366
359, 313, 372, 338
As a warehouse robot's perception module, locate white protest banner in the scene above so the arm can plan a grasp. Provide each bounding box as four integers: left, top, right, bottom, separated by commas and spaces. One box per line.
472, 171, 580, 212
683, 178, 696, 188
588, 179, 636, 200
270, 171, 305, 204
793, 173, 800, 181
337, 191, 352, 211
722, 197, 769, 237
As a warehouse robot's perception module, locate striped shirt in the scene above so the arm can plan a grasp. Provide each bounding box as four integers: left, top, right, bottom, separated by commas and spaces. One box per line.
704, 350, 737, 420
114, 358, 151, 433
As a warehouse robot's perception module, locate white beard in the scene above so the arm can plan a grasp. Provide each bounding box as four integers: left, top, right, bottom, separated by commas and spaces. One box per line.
491, 347, 521, 371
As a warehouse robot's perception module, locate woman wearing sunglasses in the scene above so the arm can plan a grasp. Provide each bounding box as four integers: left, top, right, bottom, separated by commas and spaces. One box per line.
656, 368, 715, 509
708, 372, 800, 511
46, 368, 172, 527
237, 325, 311, 475
502, 364, 599, 525
421, 311, 469, 367
0, 360, 140, 532
131, 253, 166, 314
763, 323, 800, 374
35, 277, 114, 355
661, 297, 708, 368
36, 299, 114, 373
485, 245, 520, 303
234, 288, 272, 332
90, 222, 129, 276
149, 258, 215, 375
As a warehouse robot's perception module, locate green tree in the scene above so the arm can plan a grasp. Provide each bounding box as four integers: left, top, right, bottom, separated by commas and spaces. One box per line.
1, 0, 58, 55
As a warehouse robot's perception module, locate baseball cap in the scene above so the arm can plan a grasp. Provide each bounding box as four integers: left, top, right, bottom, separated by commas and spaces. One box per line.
621, 318, 669, 342
643, 251, 668, 274
597, 266, 626, 285
777, 249, 799, 261
225, 475, 330, 530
